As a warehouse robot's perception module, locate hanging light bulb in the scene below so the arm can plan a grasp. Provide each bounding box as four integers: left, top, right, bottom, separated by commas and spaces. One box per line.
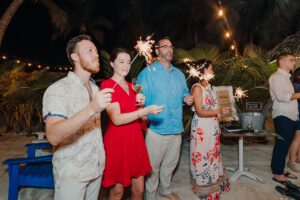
16, 60, 21, 64
2, 55, 7, 60
218, 9, 224, 16
225, 32, 230, 38
230, 44, 235, 50
27, 63, 32, 66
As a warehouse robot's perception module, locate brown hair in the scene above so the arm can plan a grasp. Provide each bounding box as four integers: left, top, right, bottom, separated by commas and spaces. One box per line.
109, 48, 132, 63
276, 52, 294, 67
66, 34, 92, 66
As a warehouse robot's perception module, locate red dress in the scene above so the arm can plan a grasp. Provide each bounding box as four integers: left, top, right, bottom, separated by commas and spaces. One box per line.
100, 78, 152, 187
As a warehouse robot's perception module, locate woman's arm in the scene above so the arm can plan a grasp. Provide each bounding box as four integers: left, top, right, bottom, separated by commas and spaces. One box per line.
106, 102, 163, 126
192, 85, 218, 118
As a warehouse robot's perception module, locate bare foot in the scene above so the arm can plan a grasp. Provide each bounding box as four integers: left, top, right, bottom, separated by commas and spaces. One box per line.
160, 193, 181, 200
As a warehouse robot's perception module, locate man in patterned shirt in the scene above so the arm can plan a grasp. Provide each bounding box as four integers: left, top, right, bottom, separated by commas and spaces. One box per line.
43, 35, 113, 200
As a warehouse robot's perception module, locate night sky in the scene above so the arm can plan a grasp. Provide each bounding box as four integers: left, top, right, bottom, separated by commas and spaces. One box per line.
0, 0, 224, 67
2, 0, 300, 68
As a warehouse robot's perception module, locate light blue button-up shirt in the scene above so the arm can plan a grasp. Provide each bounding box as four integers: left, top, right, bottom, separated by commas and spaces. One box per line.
137, 61, 189, 135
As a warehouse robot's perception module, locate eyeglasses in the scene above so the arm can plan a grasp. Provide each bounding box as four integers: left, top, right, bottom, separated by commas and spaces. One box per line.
155, 45, 175, 50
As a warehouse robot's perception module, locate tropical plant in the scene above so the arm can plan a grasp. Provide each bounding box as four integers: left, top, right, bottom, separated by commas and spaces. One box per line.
174, 44, 274, 136
0, 61, 62, 134
234, 0, 300, 49
269, 31, 300, 60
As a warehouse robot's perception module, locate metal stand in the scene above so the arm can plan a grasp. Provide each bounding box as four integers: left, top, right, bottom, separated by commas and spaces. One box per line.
226, 137, 265, 183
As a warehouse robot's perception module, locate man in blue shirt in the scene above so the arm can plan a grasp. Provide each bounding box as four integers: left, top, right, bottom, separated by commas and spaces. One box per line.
137, 37, 193, 200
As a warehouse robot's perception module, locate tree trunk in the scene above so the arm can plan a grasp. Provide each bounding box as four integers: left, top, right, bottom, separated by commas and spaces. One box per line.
0, 0, 24, 47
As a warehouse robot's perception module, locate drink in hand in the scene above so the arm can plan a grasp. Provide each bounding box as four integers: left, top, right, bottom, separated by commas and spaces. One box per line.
132, 85, 142, 93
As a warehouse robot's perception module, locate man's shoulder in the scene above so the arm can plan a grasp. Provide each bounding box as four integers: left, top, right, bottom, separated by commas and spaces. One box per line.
45, 76, 71, 94
269, 71, 283, 80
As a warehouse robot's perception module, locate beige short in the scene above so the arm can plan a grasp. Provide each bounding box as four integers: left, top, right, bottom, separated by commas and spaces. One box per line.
54, 176, 102, 200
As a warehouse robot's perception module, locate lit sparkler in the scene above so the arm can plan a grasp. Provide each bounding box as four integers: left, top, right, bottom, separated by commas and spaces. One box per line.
234, 87, 248, 101
183, 57, 192, 63
131, 34, 155, 65
201, 73, 215, 81
186, 66, 200, 81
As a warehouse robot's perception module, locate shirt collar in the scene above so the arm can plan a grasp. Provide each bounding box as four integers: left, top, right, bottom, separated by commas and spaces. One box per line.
155, 61, 175, 72
67, 71, 96, 86
277, 68, 291, 78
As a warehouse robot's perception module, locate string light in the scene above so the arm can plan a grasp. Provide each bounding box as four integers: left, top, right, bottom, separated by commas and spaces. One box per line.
225, 32, 230, 38
217, 0, 239, 55
218, 9, 224, 17
0, 53, 75, 72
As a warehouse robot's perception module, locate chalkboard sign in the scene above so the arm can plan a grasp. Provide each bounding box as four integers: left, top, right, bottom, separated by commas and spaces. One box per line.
246, 102, 262, 110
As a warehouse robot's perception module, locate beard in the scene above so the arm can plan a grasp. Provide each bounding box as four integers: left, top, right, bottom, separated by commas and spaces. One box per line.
80, 58, 100, 74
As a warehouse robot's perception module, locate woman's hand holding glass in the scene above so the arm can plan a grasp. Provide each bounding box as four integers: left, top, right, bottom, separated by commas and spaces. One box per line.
136, 93, 145, 107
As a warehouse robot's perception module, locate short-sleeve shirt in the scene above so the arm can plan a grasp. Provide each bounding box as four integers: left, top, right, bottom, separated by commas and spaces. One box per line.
43, 72, 105, 181
137, 61, 190, 134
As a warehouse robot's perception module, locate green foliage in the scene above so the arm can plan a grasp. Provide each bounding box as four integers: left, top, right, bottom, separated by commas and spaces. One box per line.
0, 61, 62, 134
174, 44, 275, 136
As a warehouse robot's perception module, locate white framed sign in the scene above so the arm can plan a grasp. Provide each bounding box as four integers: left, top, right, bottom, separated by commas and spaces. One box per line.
212, 86, 239, 122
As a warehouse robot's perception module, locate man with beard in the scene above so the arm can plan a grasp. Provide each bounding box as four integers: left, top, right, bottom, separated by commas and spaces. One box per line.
137, 37, 194, 200
43, 35, 113, 200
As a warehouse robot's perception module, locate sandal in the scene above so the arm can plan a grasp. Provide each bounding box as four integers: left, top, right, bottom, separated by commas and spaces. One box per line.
275, 186, 300, 200
284, 172, 298, 180
272, 177, 288, 185
287, 162, 300, 173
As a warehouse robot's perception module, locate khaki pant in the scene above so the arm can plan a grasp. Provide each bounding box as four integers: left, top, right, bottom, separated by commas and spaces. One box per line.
145, 129, 182, 200
54, 176, 102, 200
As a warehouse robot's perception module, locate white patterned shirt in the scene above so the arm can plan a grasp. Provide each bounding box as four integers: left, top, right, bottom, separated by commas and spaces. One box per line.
43, 72, 105, 181
269, 68, 298, 121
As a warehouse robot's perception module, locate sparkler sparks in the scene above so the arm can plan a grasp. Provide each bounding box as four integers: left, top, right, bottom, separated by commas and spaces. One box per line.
183, 57, 192, 63
201, 73, 215, 81
186, 66, 200, 80
132, 35, 155, 64
234, 87, 248, 101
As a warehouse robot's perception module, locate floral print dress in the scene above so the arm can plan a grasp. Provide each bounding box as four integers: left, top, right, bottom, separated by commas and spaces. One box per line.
190, 84, 230, 200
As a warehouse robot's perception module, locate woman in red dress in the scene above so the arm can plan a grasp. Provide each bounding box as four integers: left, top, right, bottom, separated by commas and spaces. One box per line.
100, 48, 163, 200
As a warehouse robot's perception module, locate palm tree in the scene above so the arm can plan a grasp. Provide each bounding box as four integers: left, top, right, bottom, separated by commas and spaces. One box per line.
0, 61, 62, 134
234, 0, 300, 49
0, 0, 69, 47
269, 31, 300, 60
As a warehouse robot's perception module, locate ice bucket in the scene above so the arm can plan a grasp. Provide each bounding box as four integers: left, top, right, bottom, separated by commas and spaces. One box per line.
239, 112, 265, 130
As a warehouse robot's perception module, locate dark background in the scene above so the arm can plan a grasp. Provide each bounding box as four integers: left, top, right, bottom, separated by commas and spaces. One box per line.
1, 0, 300, 66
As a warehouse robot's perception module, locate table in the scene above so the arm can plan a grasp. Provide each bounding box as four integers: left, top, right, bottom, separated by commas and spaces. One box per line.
222, 130, 274, 184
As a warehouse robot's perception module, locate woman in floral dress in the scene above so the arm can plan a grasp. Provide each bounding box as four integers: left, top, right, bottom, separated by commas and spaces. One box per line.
190, 59, 230, 200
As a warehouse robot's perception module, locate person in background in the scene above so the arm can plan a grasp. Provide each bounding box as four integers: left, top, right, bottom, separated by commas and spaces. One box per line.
100, 48, 163, 200
288, 67, 300, 173
269, 52, 300, 184
43, 34, 113, 200
189, 59, 230, 200
137, 37, 194, 200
